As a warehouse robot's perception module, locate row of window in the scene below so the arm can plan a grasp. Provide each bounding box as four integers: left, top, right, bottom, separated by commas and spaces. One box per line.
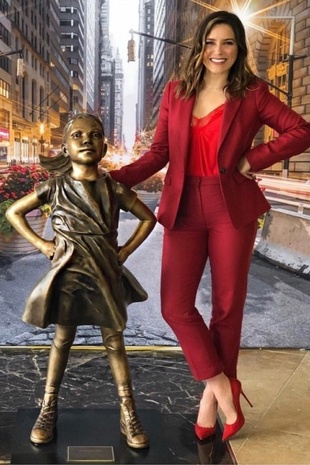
60, 7, 78, 14
0, 22, 10, 46
0, 0, 9, 15
0, 56, 10, 74
20, 0, 50, 18
0, 78, 10, 98
60, 20, 79, 27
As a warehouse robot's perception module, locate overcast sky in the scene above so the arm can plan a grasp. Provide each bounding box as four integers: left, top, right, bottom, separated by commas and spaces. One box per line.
109, 0, 139, 151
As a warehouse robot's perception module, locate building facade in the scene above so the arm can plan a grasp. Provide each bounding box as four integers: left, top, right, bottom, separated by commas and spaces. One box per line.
83, 0, 102, 114
59, 0, 85, 115
0, 0, 104, 163
112, 49, 124, 150
137, 0, 155, 133
99, 0, 124, 148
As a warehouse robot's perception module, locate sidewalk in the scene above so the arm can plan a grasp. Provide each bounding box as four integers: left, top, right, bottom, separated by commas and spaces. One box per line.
230, 348, 310, 465
1, 213, 310, 348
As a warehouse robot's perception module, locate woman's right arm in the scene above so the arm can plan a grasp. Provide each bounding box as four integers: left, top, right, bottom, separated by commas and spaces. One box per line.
110, 83, 172, 187
6, 192, 56, 259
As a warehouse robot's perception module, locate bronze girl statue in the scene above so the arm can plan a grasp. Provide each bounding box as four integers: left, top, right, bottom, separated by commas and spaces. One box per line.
6, 113, 156, 449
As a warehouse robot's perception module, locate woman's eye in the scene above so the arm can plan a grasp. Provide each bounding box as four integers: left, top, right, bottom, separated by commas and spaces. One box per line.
205, 40, 236, 46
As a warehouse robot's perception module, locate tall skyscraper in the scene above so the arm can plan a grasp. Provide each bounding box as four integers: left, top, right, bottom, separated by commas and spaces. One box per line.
59, 0, 85, 114
113, 49, 124, 149
100, 0, 124, 148
137, 0, 155, 132
84, 0, 103, 114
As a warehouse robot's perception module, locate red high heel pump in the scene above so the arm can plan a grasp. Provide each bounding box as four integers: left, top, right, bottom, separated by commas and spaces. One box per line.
222, 378, 253, 442
194, 423, 216, 440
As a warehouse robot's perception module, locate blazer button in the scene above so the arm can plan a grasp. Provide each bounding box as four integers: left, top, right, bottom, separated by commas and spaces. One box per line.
219, 168, 226, 174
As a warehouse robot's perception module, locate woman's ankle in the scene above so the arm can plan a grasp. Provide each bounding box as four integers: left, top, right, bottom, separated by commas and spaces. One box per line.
205, 374, 237, 425
196, 384, 217, 427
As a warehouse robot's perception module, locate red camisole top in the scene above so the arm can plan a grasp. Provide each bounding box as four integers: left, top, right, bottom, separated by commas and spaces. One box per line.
187, 104, 225, 176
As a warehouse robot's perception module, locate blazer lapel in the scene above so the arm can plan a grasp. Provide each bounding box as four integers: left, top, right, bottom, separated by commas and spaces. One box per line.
218, 97, 242, 151
178, 95, 195, 168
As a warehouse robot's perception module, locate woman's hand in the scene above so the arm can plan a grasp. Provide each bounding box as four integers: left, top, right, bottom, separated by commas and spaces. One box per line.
237, 156, 256, 180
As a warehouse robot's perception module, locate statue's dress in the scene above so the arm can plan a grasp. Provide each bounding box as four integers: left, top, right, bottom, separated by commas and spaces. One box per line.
22, 173, 147, 330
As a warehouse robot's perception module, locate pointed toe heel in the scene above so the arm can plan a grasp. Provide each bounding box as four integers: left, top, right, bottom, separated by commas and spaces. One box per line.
222, 378, 252, 442
195, 423, 216, 440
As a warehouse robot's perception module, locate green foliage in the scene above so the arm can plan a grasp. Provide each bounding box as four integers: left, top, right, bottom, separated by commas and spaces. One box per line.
40, 203, 52, 217
257, 214, 266, 229
0, 200, 15, 236
0, 165, 50, 237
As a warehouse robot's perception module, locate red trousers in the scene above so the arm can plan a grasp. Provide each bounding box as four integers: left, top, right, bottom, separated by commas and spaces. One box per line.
161, 176, 257, 381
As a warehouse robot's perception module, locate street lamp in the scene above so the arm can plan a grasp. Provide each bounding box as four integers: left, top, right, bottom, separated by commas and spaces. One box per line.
0, 49, 24, 77
127, 29, 190, 61
38, 123, 45, 155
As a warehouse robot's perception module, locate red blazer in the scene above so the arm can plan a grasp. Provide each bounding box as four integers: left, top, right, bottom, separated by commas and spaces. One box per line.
111, 79, 310, 230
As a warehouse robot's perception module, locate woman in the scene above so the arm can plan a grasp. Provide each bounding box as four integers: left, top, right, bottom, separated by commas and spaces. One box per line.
6, 114, 156, 448
111, 11, 310, 441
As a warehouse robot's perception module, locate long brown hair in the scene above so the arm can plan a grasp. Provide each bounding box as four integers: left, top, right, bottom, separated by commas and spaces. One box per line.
176, 11, 257, 99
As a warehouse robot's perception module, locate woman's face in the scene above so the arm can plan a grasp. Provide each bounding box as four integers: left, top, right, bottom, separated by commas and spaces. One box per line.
202, 23, 238, 78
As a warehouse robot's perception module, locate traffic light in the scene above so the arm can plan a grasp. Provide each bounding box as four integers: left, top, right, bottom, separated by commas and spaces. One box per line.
17, 58, 25, 77
127, 38, 136, 62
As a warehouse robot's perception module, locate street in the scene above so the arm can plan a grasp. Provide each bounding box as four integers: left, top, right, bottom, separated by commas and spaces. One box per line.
0, 212, 309, 349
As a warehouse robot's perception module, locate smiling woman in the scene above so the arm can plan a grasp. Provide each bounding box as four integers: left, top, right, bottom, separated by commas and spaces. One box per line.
109, 9, 310, 444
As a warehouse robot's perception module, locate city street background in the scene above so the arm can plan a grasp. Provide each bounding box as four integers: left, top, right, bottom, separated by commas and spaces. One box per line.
0, 213, 309, 349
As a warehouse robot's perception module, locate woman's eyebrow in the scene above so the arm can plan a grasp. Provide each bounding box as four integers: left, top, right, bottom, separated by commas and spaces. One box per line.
206, 37, 236, 41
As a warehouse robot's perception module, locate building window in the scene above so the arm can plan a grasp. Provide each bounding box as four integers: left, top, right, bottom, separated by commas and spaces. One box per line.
60, 20, 78, 27
60, 7, 77, 13
0, 56, 10, 74
0, 79, 10, 98
0, 23, 10, 46
61, 32, 79, 40
267, 26, 289, 103
0, 0, 9, 15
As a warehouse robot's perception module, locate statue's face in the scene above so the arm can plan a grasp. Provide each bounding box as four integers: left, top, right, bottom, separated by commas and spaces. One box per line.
64, 118, 104, 166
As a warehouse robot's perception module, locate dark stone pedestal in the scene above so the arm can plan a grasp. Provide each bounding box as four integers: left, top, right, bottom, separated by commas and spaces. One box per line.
11, 408, 233, 464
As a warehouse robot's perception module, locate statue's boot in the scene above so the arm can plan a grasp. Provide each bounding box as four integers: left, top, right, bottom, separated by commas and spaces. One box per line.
30, 326, 75, 445
30, 394, 58, 445
119, 386, 149, 449
102, 328, 149, 449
